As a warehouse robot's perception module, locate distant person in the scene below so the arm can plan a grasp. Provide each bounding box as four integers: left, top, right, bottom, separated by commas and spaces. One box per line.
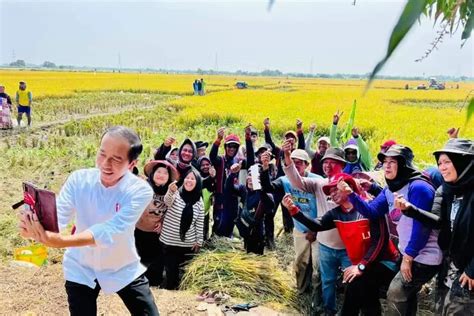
193, 80, 199, 95
0, 84, 13, 129
199, 78, 206, 96
196, 80, 203, 96
16, 81, 33, 127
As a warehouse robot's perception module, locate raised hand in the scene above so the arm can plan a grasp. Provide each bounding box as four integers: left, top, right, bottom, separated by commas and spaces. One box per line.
333, 109, 344, 125
282, 193, 296, 211
263, 117, 270, 128
337, 178, 353, 195
217, 127, 225, 141
309, 123, 316, 132
230, 162, 241, 174
169, 180, 178, 193
260, 151, 271, 170
296, 119, 303, 130
447, 127, 459, 139
209, 166, 216, 178
351, 127, 359, 138
164, 136, 176, 147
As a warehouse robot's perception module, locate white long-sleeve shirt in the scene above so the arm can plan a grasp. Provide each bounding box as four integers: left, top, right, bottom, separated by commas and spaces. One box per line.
56, 168, 153, 294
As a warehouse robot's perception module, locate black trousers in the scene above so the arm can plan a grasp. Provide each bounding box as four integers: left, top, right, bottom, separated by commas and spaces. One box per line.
65, 274, 159, 316
160, 242, 194, 290
135, 228, 164, 286
341, 262, 397, 316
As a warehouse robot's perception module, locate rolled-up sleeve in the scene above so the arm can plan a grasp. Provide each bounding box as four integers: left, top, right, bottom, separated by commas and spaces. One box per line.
88, 185, 153, 247
56, 172, 78, 231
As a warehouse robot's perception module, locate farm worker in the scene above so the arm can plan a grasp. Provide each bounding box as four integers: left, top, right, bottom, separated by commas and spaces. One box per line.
135, 160, 179, 287
197, 156, 216, 241
193, 79, 199, 95
260, 149, 324, 312
197, 79, 202, 95
199, 78, 206, 96
330, 110, 372, 173
160, 168, 204, 290
154, 137, 199, 187
0, 84, 14, 129
296, 121, 330, 177
16, 81, 32, 127
192, 140, 209, 169
19, 126, 159, 315
395, 138, 474, 315
263, 117, 304, 235
283, 142, 350, 315
283, 173, 399, 316
374, 139, 397, 170
232, 125, 275, 254
347, 145, 442, 316
165, 147, 178, 164
210, 127, 247, 237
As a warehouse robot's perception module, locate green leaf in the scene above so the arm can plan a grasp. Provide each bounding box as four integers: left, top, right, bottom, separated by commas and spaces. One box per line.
461, 8, 474, 40
365, 0, 429, 92
466, 97, 474, 125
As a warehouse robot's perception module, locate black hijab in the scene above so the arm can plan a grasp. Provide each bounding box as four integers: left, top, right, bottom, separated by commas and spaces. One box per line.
385, 156, 425, 192
179, 169, 202, 241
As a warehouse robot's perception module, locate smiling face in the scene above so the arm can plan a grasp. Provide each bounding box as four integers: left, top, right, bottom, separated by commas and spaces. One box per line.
200, 159, 210, 174
183, 172, 197, 191
383, 157, 399, 180
329, 186, 348, 205
345, 149, 358, 163
180, 144, 194, 163
318, 140, 329, 155
197, 147, 207, 157
293, 158, 308, 176
96, 134, 135, 187
437, 154, 458, 183
322, 158, 344, 178
153, 166, 170, 186
225, 143, 239, 157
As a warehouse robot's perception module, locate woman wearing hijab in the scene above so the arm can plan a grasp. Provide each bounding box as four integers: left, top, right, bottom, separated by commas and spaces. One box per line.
346, 145, 442, 315
395, 138, 474, 315
159, 168, 204, 290
135, 160, 179, 286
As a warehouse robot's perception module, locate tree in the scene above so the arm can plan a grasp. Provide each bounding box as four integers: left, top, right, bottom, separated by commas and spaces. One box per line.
42, 61, 56, 68
9, 59, 26, 67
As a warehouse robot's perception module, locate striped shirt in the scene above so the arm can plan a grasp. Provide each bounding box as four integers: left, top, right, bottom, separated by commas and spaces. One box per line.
159, 190, 204, 248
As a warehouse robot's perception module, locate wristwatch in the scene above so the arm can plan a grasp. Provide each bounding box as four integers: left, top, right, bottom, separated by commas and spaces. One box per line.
357, 263, 366, 272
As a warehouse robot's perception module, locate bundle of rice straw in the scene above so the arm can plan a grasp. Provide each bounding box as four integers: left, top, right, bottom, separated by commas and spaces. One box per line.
180, 238, 299, 310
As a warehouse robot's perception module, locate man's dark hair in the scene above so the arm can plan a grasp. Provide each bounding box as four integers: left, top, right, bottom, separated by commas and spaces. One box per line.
102, 126, 143, 162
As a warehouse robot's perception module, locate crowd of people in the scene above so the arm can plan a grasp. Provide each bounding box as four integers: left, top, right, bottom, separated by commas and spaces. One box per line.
0, 81, 33, 129
19, 112, 472, 315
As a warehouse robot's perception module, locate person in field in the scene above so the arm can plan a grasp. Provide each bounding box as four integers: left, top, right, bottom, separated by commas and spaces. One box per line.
283, 173, 399, 316
210, 127, 246, 237
260, 148, 324, 313
263, 117, 304, 235
16, 81, 33, 127
347, 145, 442, 315
19, 126, 159, 315
297, 121, 330, 177
395, 138, 474, 315
283, 141, 349, 315
159, 168, 204, 290
330, 110, 372, 174
135, 160, 179, 287
0, 84, 13, 129
197, 155, 216, 241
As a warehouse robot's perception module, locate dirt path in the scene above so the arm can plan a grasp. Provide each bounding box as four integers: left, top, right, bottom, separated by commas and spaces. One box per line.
0, 264, 293, 315
0, 103, 157, 139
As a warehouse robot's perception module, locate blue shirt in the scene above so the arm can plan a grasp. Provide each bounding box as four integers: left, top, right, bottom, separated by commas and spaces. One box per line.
57, 168, 153, 293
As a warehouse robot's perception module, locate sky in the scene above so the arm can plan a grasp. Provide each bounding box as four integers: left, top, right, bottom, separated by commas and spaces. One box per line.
0, 0, 473, 77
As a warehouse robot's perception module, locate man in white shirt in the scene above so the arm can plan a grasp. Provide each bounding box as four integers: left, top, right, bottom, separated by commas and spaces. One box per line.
20, 126, 159, 316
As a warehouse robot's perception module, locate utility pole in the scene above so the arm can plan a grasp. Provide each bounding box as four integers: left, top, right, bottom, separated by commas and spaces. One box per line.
118, 53, 122, 73
214, 52, 219, 72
